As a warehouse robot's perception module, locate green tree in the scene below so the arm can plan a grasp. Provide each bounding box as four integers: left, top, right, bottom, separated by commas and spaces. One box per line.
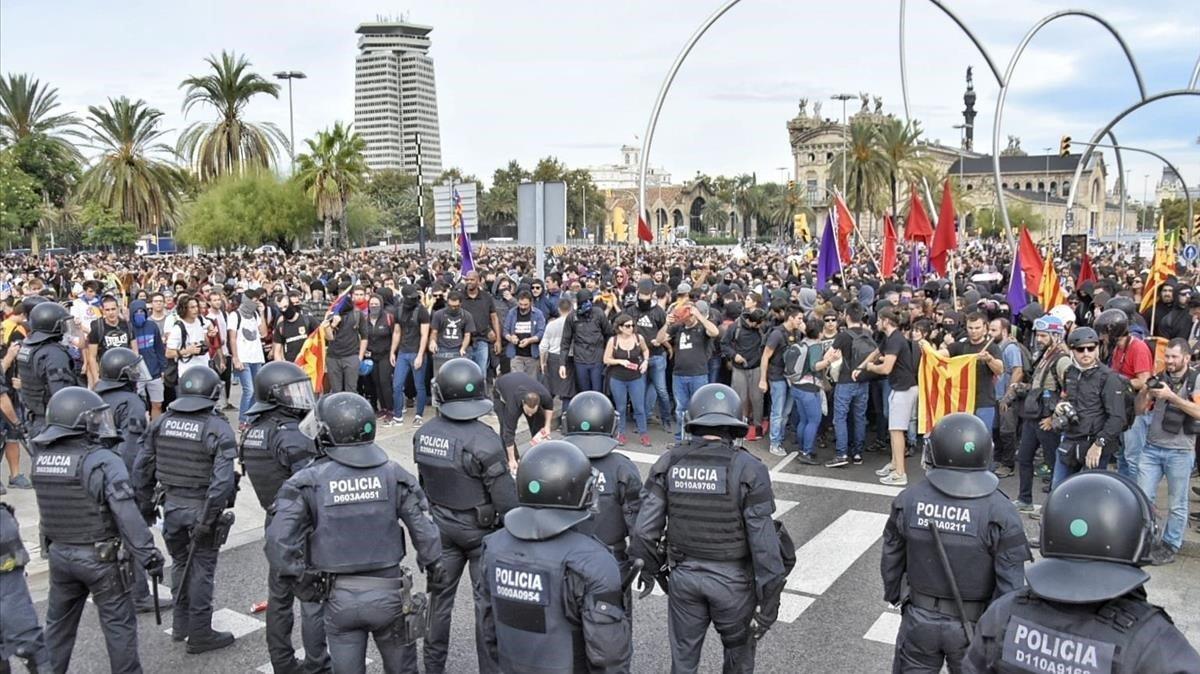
177, 173, 316, 252
480, 160, 530, 232
79, 202, 138, 250
828, 119, 889, 224
1159, 198, 1191, 233
878, 118, 930, 218
975, 202, 1044, 238
0, 151, 40, 241
177, 51, 285, 181
363, 169, 426, 240
700, 199, 730, 235
8, 133, 81, 208
77, 97, 184, 235
0, 74, 79, 150
344, 195, 384, 247
295, 122, 367, 249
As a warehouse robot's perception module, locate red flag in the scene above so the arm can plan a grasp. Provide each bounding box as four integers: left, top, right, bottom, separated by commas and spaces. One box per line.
903, 186, 933, 246
1018, 226, 1044, 291
930, 178, 957, 275
833, 193, 854, 264
881, 215, 897, 278
637, 214, 653, 243
1076, 251, 1097, 288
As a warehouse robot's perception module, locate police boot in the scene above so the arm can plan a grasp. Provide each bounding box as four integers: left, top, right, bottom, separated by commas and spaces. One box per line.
136, 596, 175, 613
186, 628, 235, 654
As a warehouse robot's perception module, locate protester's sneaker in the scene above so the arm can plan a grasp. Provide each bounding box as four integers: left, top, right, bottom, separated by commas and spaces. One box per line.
745, 426, 760, 442
1151, 546, 1177, 566
1036, 465, 1053, 479
1011, 499, 1036, 513
875, 462, 894, 477
7, 474, 32, 489
769, 445, 787, 457
411, 416, 423, 428
825, 455, 849, 468
852, 455, 864, 465
993, 465, 1015, 478
640, 434, 651, 447
796, 453, 818, 465
618, 434, 627, 446
879, 472, 908, 486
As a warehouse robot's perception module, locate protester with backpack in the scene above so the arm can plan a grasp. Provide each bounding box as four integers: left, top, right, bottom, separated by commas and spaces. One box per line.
721, 307, 766, 441
828, 302, 877, 467
1015, 314, 1071, 511
758, 305, 804, 456
990, 317, 1029, 478
1097, 307, 1153, 483
788, 316, 832, 464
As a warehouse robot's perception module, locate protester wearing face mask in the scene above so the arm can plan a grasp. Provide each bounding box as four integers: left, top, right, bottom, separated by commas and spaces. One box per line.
272, 291, 317, 363
130, 299, 167, 419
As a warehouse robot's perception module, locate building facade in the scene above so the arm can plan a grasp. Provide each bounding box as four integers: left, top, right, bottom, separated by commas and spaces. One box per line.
586, 145, 672, 191
1155, 166, 1198, 206
354, 19, 443, 177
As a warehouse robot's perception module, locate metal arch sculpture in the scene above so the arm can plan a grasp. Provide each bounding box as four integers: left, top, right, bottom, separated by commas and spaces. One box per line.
1078, 142, 1191, 243
1190, 52, 1200, 89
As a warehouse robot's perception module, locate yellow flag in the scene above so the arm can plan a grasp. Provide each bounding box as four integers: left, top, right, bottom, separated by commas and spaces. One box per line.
917, 342, 979, 434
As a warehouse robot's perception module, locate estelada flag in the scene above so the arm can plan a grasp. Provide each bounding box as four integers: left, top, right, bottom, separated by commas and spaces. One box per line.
294, 328, 327, 393
917, 341, 979, 434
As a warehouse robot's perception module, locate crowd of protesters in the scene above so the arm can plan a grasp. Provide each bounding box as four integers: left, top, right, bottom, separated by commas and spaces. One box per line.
0, 238, 1198, 558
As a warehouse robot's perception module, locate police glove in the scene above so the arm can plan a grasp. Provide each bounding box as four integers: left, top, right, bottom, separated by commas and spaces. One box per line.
425, 561, 449, 590
144, 549, 165, 580
750, 611, 777, 641
635, 570, 663, 599
192, 519, 214, 539
140, 505, 157, 527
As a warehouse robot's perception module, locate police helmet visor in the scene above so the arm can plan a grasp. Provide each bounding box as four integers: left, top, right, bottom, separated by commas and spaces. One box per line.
298, 409, 322, 440
124, 358, 152, 383
85, 406, 117, 439
274, 380, 316, 411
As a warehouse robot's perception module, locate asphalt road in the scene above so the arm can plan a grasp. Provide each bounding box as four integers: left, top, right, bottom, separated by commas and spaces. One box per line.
13, 411, 1200, 672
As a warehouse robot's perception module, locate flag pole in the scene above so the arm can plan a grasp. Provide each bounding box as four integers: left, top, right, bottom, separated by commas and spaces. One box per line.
948, 248, 958, 307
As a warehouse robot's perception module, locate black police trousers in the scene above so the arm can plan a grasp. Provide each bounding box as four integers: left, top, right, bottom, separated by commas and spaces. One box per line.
267, 567, 330, 673
667, 558, 757, 674
45, 542, 141, 674
325, 574, 420, 674
0, 566, 49, 671
424, 525, 496, 674
892, 603, 970, 674
162, 499, 219, 639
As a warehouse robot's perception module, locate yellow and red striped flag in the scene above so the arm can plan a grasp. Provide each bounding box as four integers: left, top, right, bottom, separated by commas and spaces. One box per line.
294, 328, 327, 394
1037, 254, 1066, 309
1140, 216, 1176, 313
917, 341, 979, 434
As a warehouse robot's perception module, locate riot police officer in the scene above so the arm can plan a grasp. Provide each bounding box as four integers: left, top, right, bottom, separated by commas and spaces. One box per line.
95, 346, 166, 615
16, 302, 78, 436
31, 387, 164, 673
0, 481, 50, 673
479, 440, 631, 672
880, 412, 1031, 673
265, 392, 445, 673
242, 361, 329, 674
562, 392, 642, 611
134, 365, 239, 654
414, 358, 517, 674
632, 383, 785, 672
965, 471, 1200, 672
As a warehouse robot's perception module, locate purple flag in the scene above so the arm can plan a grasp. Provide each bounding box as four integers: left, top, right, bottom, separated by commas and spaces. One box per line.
816, 214, 840, 290
1007, 247, 1027, 316
906, 244, 922, 287
454, 187, 476, 273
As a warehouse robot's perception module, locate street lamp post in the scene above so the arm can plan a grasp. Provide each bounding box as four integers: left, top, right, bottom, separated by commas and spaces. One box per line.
831, 93, 856, 194
953, 123, 971, 232
1042, 147, 1052, 236
273, 70, 307, 174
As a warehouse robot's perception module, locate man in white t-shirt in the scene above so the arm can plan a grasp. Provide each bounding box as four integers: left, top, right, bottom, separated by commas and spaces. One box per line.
228, 290, 267, 425
165, 297, 213, 383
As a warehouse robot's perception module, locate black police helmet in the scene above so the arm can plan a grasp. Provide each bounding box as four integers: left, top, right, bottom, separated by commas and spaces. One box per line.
504, 440, 597, 540
433, 358, 492, 420
95, 347, 150, 394
248, 361, 314, 415
926, 413, 998, 498
562, 391, 618, 458
29, 302, 69, 336
684, 383, 748, 438
299, 392, 386, 467
1105, 295, 1138, 320
1065, 326, 1100, 349
169, 366, 222, 413
20, 295, 47, 317
33, 387, 117, 445
1093, 308, 1129, 340
1026, 472, 1154, 603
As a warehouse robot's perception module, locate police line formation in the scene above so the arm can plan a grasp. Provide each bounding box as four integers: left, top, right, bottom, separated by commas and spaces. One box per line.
2, 301, 1200, 672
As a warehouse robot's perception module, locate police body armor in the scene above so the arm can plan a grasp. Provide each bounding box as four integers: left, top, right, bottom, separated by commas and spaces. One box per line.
903, 480, 998, 605
590, 453, 629, 550
0, 502, 31, 572
993, 589, 1161, 674
308, 459, 406, 574
100, 388, 146, 473
487, 529, 591, 673
154, 410, 216, 492
412, 417, 490, 511
31, 441, 120, 544
240, 413, 292, 512
664, 439, 748, 562
17, 341, 66, 417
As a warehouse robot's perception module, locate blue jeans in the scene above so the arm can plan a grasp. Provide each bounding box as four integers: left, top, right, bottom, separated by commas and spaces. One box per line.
833, 382, 869, 458
975, 406, 996, 434
574, 362, 604, 393
610, 376, 647, 435
392, 351, 428, 418
768, 380, 793, 447
707, 356, 722, 384
645, 354, 672, 421
790, 387, 823, 456
1119, 413, 1151, 482
1138, 443, 1195, 551
468, 340, 490, 374
673, 374, 709, 440
236, 361, 263, 423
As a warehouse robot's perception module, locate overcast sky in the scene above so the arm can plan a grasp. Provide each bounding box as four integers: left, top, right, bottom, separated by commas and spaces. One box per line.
3, 0, 1197, 197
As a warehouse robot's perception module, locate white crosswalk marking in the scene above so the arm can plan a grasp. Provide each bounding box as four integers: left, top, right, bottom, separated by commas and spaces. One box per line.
863, 610, 903, 645
786, 510, 889, 595
776, 593, 816, 623
774, 499, 798, 519
770, 471, 903, 497
165, 607, 264, 639
615, 449, 659, 464
88, 583, 172, 605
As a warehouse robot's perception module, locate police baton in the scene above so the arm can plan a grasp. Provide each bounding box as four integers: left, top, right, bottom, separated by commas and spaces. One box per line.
927, 521, 974, 641
150, 572, 162, 625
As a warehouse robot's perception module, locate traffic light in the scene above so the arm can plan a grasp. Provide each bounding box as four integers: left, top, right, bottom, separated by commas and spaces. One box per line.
1059, 135, 1071, 157
787, 179, 796, 190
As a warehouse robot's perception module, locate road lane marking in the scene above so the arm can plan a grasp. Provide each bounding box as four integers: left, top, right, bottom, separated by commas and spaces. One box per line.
770, 471, 903, 497
166, 607, 264, 639
774, 499, 798, 519
786, 510, 889, 595
771, 451, 799, 474
616, 449, 660, 464
863, 610, 903, 645
776, 593, 816, 623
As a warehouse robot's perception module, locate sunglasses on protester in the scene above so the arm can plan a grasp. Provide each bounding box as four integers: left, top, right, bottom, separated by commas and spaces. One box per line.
1072, 344, 1098, 353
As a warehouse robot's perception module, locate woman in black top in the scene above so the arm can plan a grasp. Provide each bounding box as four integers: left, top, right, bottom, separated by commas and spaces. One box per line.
603, 313, 650, 446
365, 294, 395, 418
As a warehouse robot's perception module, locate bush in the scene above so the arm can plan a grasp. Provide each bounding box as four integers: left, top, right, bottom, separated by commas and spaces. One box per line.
691, 235, 738, 246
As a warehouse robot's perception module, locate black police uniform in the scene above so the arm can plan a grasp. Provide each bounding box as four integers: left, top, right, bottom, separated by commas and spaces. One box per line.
266, 438, 443, 673
479, 441, 631, 673
134, 394, 238, 647
33, 429, 161, 672
243, 405, 330, 674
0, 486, 49, 672
633, 439, 785, 671
413, 412, 517, 673
965, 472, 1200, 673
17, 330, 77, 437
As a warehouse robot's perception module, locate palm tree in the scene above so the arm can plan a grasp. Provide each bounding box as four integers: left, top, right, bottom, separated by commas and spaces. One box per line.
77, 97, 184, 234
295, 122, 368, 250
828, 119, 890, 227
765, 182, 816, 242
700, 199, 730, 236
0, 74, 79, 149
177, 51, 285, 181
730, 174, 762, 240
878, 118, 930, 219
